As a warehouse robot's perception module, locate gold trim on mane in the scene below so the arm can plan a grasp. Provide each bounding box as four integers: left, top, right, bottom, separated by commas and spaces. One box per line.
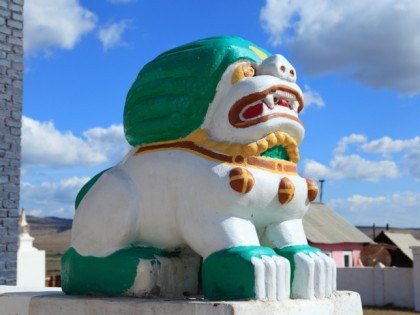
133, 129, 300, 175
184, 129, 300, 163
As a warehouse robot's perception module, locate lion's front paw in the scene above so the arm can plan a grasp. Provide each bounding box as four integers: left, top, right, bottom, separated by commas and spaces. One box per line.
252, 254, 290, 301
276, 245, 336, 299
202, 246, 290, 301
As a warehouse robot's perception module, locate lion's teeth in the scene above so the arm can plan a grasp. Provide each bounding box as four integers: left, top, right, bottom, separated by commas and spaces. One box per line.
264, 94, 275, 109
292, 100, 299, 111
274, 90, 296, 101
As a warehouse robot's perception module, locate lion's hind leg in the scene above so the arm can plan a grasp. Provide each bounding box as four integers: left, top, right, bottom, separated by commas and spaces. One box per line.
61, 246, 188, 297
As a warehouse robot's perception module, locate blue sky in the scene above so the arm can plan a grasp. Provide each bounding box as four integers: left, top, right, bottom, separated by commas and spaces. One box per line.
22, 0, 420, 227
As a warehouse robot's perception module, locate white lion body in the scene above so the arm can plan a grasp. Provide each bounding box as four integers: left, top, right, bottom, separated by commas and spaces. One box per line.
71, 148, 309, 259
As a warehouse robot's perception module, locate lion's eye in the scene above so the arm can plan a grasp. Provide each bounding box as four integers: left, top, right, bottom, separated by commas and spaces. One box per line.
243, 63, 255, 78
231, 63, 256, 84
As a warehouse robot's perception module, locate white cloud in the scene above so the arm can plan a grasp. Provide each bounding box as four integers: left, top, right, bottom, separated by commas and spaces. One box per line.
404, 148, 420, 180
359, 136, 420, 179
303, 133, 406, 181
260, 0, 420, 95
22, 116, 129, 167
21, 176, 90, 217
303, 155, 398, 182
331, 155, 398, 181
24, 0, 97, 54
98, 20, 130, 51
302, 85, 325, 109
260, 0, 299, 46
334, 134, 367, 155
84, 124, 131, 161
301, 160, 330, 180
361, 136, 420, 154
329, 192, 420, 227
22, 176, 90, 203
303, 134, 420, 181
29, 209, 43, 217
331, 195, 386, 212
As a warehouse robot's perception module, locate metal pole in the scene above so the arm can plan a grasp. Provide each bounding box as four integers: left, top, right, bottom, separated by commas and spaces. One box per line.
318, 179, 325, 203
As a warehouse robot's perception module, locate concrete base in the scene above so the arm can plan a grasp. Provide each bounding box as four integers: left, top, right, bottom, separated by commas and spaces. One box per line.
0, 286, 362, 315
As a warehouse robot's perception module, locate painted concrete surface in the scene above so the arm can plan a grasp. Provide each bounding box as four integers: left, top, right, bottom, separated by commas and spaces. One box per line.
0, 287, 362, 315
17, 233, 46, 287
328, 245, 420, 310
0, 286, 62, 315
337, 265, 414, 308
412, 246, 420, 312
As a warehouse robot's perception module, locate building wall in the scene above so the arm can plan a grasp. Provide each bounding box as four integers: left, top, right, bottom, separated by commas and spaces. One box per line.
0, 0, 24, 285
310, 242, 365, 267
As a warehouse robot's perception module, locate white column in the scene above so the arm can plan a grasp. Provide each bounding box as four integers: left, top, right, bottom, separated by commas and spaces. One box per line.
17, 233, 46, 287
411, 246, 420, 312
373, 263, 385, 306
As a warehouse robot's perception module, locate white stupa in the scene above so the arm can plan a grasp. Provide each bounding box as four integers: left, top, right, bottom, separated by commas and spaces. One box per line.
16, 208, 46, 287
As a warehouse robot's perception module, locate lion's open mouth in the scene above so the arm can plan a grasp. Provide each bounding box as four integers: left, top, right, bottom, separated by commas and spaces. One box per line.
228, 85, 304, 128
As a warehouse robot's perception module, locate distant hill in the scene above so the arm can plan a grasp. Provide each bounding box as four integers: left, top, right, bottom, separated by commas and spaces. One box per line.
27, 215, 72, 236
27, 216, 72, 275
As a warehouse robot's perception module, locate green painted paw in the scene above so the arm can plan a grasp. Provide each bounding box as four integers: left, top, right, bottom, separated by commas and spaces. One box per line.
61, 246, 178, 296
202, 246, 290, 301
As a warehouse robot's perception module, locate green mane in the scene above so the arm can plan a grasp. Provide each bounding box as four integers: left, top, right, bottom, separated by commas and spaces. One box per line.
123, 36, 271, 146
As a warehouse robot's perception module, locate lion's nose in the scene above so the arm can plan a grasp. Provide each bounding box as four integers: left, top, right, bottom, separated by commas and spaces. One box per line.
257, 54, 297, 83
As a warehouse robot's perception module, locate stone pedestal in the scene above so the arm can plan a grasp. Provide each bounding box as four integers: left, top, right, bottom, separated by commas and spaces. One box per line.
0, 286, 363, 315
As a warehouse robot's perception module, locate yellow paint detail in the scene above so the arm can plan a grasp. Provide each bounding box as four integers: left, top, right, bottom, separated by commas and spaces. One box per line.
186, 129, 208, 142
256, 139, 269, 154
242, 175, 248, 194
249, 46, 268, 60
135, 146, 297, 176
231, 63, 256, 85
214, 141, 230, 151
182, 129, 299, 162
229, 173, 253, 194
135, 127, 301, 171
230, 144, 243, 156
266, 133, 277, 147
231, 64, 246, 85
275, 132, 285, 143
279, 189, 294, 193
229, 175, 244, 182
244, 143, 259, 156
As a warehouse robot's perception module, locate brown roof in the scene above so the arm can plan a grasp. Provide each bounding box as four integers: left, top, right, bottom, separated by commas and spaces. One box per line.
303, 202, 372, 244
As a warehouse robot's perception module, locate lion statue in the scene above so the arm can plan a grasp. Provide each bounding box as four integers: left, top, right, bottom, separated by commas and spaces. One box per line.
61, 36, 336, 301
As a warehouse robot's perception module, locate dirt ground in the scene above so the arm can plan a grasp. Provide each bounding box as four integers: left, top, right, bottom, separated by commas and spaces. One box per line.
33, 229, 71, 274
363, 307, 418, 314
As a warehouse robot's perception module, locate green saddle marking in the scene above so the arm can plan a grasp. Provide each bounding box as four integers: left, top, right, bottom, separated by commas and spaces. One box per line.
75, 168, 110, 210
260, 145, 290, 161
61, 246, 178, 295
202, 246, 277, 301
275, 244, 321, 288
